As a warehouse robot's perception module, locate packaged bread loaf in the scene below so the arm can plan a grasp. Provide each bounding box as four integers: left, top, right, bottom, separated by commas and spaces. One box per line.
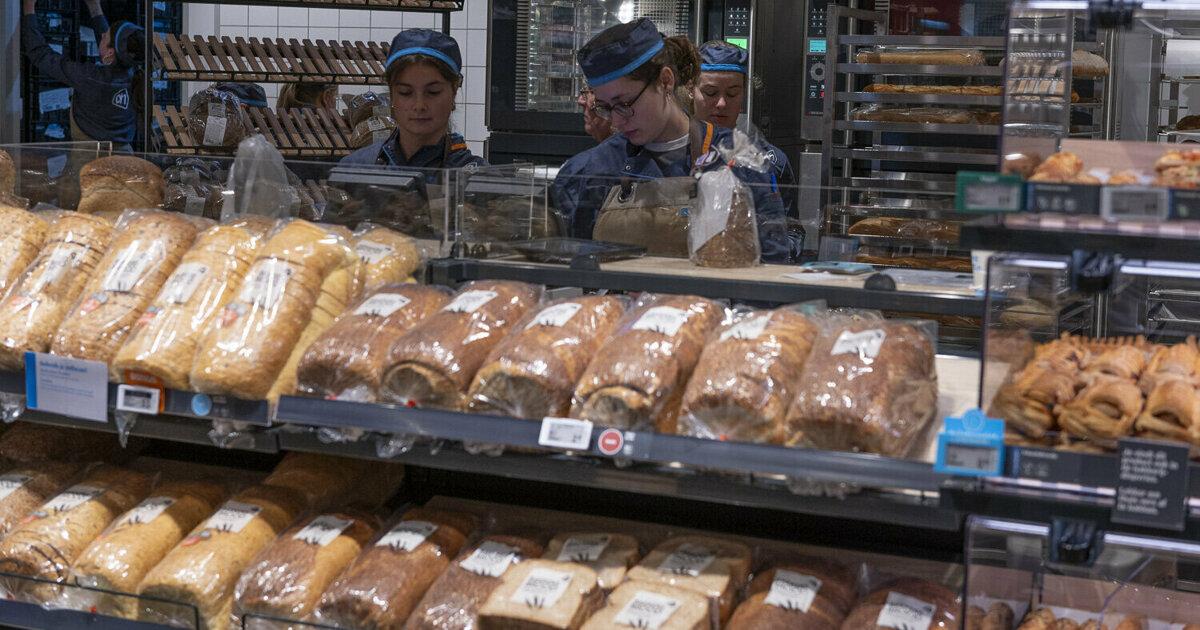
70, 481, 226, 617
580, 580, 713, 630
0, 212, 115, 370
77, 156, 165, 215
190, 219, 356, 399
477, 558, 603, 630
1071, 50, 1109, 78
856, 48, 984, 66
625, 535, 752, 625
679, 307, 819, 444
380, 280, 542, 409
262, 452, 403, 512
233, 511, 379, 625
0, 149, 13, 194
352, 116, 398, 149
467, 296, 628, 420
542, 533, 640, 591
187, 87, 254, 149
355, 224, 420, 290
314, 508, 477, 629
0, 462, 81, 537
405, 534, 547, 630
785, 320, 938, 457
136, 484, 306, 630
727, 558, 858, 630
0, 206, 51, 298
571, 295, 724, 434
344, 91, 391, 129
0, 466, 151, 599
841, 578, 961, 630
164, 182, 221, 219
110, 215, 273, 388
0, 423, 134, 466
50, 211, 201, 364
690, 167, 760, 268
297, 284, 450, 402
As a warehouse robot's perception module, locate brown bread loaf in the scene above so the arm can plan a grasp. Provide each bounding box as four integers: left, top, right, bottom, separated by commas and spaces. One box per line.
261, 452, 402, 512
380, 281, 542, 409
541, 533, 640, 591
0, 463, 81, 537
581, 581, 713, 630
728, 587, 846, 630
840, 578, 961, 630
187, 87, 253, 149
0, 206, 50, 297
746, 558, 859, 615
355, 225, 420, 290
468, 296, 627, 419
77, 156, 165, 215
856, 49, 984, 65
625, 535, 752, 624
478, 559, 604, 630
571, 295, 724, 433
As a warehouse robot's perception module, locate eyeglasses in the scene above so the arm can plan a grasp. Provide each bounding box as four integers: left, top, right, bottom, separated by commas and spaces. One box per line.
591, 78, 654, 121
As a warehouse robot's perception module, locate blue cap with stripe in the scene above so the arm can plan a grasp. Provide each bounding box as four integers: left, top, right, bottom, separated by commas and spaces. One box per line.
699, 41, 748, 74
386, 29, 462, 76
577, 18, 665, 87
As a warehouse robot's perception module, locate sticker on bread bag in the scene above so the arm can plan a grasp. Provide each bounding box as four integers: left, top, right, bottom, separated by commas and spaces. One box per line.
115, 496, 176, 528
555, 534, 611, 563
377, 520, 438, 552
160, 263, 210, 304
657, 543, 716, 576
354, 240, 395, 264
632, 306, 690, 337
29, 248, 80, 295
764, 570, 822, 612
43, 485, 105, 514
184, 192, 206, 216
294, 515, 354, 547
612, 590, 681, 629
719, 313, 772, 342
445, 290, 498, 314
354, 293, 411, 317
203, 101, 228, 146
830, 329, 887, 359
238, 259, 294, 308
460, 541, 520, 577
203, 500, 263, 534
102, 247, 155, 293
510, 568, 573, 609
0, 474, 32, 502
528, 302, 584, 329
876, 592, 937, 630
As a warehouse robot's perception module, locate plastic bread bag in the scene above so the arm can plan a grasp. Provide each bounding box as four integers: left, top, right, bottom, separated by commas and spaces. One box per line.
65, 481, 227, 618
0, 462, 83, 539
164, 158, 224, 186
678, 302, 823, 444
219, 135, 296, 221
231, 510, 380, 629
727, 555, 861, 630
623, 535, 754, 626
580, 580, 714, 630
379, 281, 543, 410
312, 507, 478, 630
0, 211, 116, 370
353, 222, 421, 290
164, 181, 221, 218
352, 115, 397, 149
540, 532, 641, 591
189, 219, 356, 400
187, 86, 253, 149
0, 465, 152, 603
0, 205, 56, 299
135, 484, 307, 630
689, 129, 773, 269
111, 215, 275, 389
784, 318, 939, 458
260, 452, 404, 514
855, 47, 985, 66
476, 559, 604, 630
841, 577, 961, 630
344, 91, 391, 129
50, 210, 205, 364
570, 294, 725, 434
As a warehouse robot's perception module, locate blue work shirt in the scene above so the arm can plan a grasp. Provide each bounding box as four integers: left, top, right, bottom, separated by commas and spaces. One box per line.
21, 14, 136, 146
340, 130, 487, 173
760, 140, 799, 220
553, 122, 789, 263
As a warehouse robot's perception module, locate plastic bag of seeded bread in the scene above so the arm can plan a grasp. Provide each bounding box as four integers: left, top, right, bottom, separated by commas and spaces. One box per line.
467, 296, 628, 420
0, 462, 82, 538
726, 556, 859, 630
354, 223, 421, 290
379, 281, 542, 409
571, 294, 725, 433
313, 508, 477, 629
110, 215, 275, 388
580, 580, 714, 630
0, 205, 54, 298
404, 533, 548, 630
187, 87, 253, 149
678, 304, 821, 444
624, 535, 753, 625
0, 212, 115, 370
841, 577, 961, 630
50, 210, 204, 364
476, 558, 604, 630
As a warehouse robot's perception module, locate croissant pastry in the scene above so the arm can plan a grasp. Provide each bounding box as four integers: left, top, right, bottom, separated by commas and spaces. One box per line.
1031, 152, 1083, 180
1053, 620, 1080, 630
1135, 379, 1200, 444
1018, 609, 1056, 630
1081, 620, 1108, 630
1057, 379, 1143, 440
1139, 341, 1200, 394
1031, 336, 1089, 372
1081, 345, 1146, 382
1114, 617, 1145, 630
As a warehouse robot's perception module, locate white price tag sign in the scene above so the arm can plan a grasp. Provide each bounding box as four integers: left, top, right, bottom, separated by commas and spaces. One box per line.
1101, 186, 1171, 222
631, 306, 689, 337
877, 592, 937, 630
966, 182, 1021, 212
294, 515, 354, 547
538, 417, 593, 451
25, 352, 108, 423
555, 534, 611, 563
377, 520, 438, 552
657, 543, 716, 577
116, 384, 160, 416
0, 474, 31, 502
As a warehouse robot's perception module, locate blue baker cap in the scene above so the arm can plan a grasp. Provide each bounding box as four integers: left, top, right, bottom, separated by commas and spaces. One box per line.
113, 22, 145, 67
699, 42, 748, 74
578, 18, 665, 87
213, 82, 268, 108
386, 29, 462, 76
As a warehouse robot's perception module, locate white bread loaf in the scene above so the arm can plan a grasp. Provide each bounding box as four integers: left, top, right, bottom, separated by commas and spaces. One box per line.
354, 225, 420, 290
77, 156, 165, 215
0, 206, 50, 298
625, 536, 752, 624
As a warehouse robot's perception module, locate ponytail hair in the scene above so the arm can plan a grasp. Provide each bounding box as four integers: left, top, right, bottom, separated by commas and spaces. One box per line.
277, 82, 336, 115
627, 34, 701, 93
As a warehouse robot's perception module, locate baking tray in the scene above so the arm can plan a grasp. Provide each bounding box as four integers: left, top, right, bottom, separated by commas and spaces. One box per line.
509, 238, 647, 265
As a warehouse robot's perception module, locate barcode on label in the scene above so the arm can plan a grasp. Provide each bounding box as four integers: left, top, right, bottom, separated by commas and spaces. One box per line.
539, 417, 592, 450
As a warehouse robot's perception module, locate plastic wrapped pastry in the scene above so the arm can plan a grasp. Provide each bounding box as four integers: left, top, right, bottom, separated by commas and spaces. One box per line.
625, 536, 752, 625
76, 156, 165, 216
477, 559, 603, 630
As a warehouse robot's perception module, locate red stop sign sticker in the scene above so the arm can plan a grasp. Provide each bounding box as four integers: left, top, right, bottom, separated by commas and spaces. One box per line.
598, 429, 624, 456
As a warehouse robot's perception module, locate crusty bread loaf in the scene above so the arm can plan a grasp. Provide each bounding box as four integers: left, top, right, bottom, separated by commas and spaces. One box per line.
233, 511, 379, 623
296, 284, 450, 401
478, 558, 604, 630
0, 149, 13, 194
0, 212, 114, 370
625, 536, 752, 625
405, 534, 547, 630
856, 49, 984, 66
111, 217, 272, 388
571, 295, 724, 433
747, 559, 859, 615
728, 588, 845, 630
1071, 50, 1109, 78
381, 281, 542, 409
261, 452, 403, 512
541, 533, 640, 591
70, 481, 226, 618
315, 508, 476, 629
581, 581, 712, 630
0, 462, 81, 537
355, 226, 420, 290
468, 296, 627, 420
0, 207, 50, 297
679, 309, 818, 444
77, 156, 165, 215
136, 484, 306, 630
50, 211, 200, 363
841, 578, 961, 630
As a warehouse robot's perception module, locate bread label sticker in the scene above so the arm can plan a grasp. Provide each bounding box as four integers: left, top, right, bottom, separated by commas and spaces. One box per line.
354, 293, 411, 317
29, 248, 80, 294
377, 520, 438, 552
720, 314, 772, 342
116, 496, 176, 528
0, 474, 32, 502
632, 306, 690, 337
555, 534, 612, 563
460, 541, 520, 577
367, 117, 387, 131
161, 263, 211, 304
102, 248, 155, 293
294, 515, 354, 547
612, 590, 681, 629
876, 592, 937, 630
445, 290, 498, 314
528, 302, 584, 329
239, 259, 295, 308
44, 485, 104, 514
764, 570, 822, 612
510, 567, 573, 609
373, 129, 392, 143
657, 543, 716, 577
204, 500, 264, 534
354, 240, 395, 264
203, 102, 228, 146
183, 193, 206, 216
831, 329, 887, 360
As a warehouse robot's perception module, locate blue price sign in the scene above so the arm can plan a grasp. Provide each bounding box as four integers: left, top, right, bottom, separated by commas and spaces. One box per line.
934, 409, 1005, 477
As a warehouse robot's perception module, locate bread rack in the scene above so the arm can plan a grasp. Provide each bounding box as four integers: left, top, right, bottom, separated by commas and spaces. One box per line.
155, 34, 388, 85
1147, 14, 1200, 142
154, 105, 362, 158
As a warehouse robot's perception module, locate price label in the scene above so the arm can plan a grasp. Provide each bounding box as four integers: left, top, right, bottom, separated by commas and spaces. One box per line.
1028, 183, 1100, 215
1101, 186, 1170, 222
956, 172, 1023, 213
612, 591, 681, 629
934, 409, 1005, 477
1172, 190, 1200, 219
763, 570, 822, 612
657, 543, 716, 577
555, 534, 611, 563
377, 520, 438, 552
25, 352, 108, 423
538, 417, 593, 451
116, 384, 161, 416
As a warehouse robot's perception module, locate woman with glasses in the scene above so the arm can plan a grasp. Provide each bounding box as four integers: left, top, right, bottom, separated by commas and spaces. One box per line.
552, 19, 787, 262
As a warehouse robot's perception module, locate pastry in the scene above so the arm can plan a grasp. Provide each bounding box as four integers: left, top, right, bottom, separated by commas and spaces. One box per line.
1031, 152, 1084, 181
1106, 171, 1141, 186
1058, 377, 1144, 441
1018, 608, 1056, 630
1003, 152, 1043, 178
1136, 379, 1200, 444
77, 156, 165, 215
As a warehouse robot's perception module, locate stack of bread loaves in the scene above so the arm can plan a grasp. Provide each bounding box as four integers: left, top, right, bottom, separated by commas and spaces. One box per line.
0, 206, 52, 297
76, 156, 165, 218
542, 532, 641, 591
581, 580, 713, 630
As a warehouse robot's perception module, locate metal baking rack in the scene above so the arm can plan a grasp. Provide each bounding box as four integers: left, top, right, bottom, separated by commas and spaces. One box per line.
155, 105, 358, 158
1148, 15, 1200, 142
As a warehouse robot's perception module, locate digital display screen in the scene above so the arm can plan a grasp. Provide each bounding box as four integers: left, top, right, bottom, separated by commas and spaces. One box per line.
808, 39, 826, 53
726, 37, 748, 49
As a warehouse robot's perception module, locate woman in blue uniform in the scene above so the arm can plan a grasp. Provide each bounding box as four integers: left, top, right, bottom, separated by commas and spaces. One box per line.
340, 30, 486, 170
553, 19, 787, 262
